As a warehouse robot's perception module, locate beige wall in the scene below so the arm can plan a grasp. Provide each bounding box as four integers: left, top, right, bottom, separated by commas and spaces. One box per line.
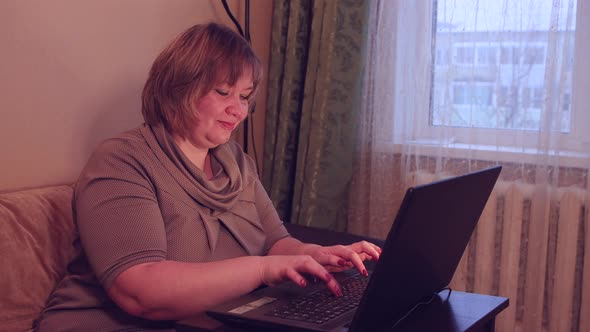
0, 0, 272, 192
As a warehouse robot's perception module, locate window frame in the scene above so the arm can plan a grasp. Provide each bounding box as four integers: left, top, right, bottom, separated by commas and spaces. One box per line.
394, 0, 590, 165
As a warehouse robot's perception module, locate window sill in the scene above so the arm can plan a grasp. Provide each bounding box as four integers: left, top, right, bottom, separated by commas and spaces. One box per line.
378, 140, 590, 169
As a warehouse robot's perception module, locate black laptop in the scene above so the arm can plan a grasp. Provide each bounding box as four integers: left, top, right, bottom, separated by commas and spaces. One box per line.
205, 166, 502, 331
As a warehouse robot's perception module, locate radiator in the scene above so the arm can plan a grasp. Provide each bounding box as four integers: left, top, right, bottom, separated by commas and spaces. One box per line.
441, 181, 590, 332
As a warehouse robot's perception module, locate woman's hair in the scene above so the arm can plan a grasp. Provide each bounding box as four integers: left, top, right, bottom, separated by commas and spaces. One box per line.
141, 22, 263, 139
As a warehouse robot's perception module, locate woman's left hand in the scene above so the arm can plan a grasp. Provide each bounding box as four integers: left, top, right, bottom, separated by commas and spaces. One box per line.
304, 241, 382, 274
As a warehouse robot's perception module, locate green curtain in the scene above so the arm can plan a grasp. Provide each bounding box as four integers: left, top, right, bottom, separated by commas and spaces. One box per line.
263, 0, 369, 231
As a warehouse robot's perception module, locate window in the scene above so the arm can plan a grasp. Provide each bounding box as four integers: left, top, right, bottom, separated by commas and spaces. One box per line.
497, 86, 518, 108
435, 48, 448, 66
523, 46, 545, 65
454, 46, 475, 65
562, 92, 571, 111
532, 87, 544, 109
434, 45, 563, 131
388, 0, 589, 161
477, 46, 497, 65
451, 83, 493, 106
500, 46, 520, 64
419, 0, 589, 155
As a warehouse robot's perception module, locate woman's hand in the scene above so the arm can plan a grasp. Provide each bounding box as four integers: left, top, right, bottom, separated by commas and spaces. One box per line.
304, 241, 382, 274
258, 255, 343, 296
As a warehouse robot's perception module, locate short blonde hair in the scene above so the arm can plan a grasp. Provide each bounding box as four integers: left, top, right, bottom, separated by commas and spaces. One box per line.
142, 23, 263, 139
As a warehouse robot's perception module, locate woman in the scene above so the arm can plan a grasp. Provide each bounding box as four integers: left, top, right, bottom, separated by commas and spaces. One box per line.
37, 22, 380, 331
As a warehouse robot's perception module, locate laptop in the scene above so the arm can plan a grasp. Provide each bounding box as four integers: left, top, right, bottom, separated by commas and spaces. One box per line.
205, 166, 502, 331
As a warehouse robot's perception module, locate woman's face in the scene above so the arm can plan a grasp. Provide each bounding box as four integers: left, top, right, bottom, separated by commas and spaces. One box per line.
187, 73, 253, 150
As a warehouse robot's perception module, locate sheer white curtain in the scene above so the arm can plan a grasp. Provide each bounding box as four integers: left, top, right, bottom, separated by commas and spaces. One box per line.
349, 1, 590, 331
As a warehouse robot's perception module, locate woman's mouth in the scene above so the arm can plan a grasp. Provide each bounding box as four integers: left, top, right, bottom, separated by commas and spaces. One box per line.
219, 121, 235, 130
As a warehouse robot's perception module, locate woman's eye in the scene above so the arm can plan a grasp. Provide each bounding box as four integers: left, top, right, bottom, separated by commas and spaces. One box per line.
215, 89, 229, 96
240, 95, 249, 101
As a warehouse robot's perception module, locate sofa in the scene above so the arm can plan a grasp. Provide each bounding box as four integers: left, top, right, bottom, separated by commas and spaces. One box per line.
0, 185, 78, 331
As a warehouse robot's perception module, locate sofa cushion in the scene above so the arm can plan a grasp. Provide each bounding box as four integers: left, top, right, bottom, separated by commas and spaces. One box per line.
0, 185, 77, 331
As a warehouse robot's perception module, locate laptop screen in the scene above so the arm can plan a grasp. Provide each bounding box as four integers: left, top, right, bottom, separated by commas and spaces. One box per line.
348, 166, 501, 331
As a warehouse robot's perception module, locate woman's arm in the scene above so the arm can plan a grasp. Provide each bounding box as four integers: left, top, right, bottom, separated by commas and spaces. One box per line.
108, 254, 342, 321
268, 236, 321, 256
108, 256, 262, 321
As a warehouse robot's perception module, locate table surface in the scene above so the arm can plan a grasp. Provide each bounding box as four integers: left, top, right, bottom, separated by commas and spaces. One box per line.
176, 224, 509, 332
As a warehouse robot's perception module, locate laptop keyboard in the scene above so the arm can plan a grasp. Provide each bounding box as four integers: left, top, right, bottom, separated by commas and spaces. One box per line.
265, 274, 369, 325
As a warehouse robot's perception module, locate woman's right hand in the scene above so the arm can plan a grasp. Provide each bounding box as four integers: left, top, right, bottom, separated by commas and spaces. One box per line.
258, 255, 343, 297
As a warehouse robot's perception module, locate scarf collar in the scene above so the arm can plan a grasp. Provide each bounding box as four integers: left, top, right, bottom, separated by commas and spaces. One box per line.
140, 124, 264, 253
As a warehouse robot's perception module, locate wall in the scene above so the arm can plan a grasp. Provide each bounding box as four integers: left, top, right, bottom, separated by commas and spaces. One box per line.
0, 0, 272, 192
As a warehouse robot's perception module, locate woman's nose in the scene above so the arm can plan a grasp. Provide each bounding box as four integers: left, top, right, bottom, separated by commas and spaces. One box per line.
226, 96, 246, 117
